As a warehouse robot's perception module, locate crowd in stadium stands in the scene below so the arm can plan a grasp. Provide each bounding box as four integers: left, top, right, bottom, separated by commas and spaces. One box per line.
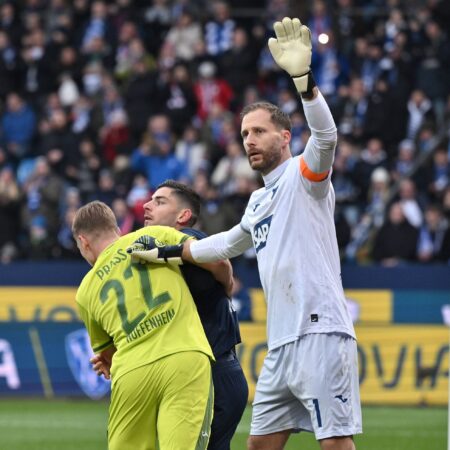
0, 0, 449, 269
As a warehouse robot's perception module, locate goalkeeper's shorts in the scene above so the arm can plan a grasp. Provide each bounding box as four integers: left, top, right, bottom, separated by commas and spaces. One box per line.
251, 333, 362, 440
108, 351, 213, 450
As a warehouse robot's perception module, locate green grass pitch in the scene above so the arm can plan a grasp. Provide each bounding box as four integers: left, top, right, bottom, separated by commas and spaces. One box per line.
0, 399, 446, 449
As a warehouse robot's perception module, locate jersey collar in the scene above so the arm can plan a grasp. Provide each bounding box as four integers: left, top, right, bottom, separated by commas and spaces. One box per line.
262, 158, 291, 189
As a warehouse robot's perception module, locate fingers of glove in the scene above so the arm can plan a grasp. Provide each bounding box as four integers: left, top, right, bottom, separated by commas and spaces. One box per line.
273, 20, 287, 43
126, 243, 144, 254
292, 18, 302, 40
131, 249, 164, 263
300, 25, 312, 48
282, 17, 295, 41
135, 235, 155, 247
268, 37, 283, 60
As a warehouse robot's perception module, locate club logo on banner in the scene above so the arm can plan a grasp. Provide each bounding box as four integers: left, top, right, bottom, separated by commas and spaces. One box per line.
65, 328, 110, 399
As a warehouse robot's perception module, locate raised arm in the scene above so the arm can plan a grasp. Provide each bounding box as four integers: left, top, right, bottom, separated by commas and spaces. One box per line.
268, 17, 337, 180
300, 92, 337, 179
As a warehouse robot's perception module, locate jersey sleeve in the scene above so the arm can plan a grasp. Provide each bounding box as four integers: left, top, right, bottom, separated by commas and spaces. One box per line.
298, 91, 337, 199
76, 301, 114, 353
190, 224, 253, 262
298, 156, 333, 199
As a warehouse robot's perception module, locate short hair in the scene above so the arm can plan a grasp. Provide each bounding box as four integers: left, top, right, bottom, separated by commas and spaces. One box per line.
240, 101, 292, 131
157, 180, 201, 227
72, 201, 118, 237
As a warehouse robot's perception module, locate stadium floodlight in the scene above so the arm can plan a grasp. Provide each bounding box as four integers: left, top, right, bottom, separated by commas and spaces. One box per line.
440, 305, 450, 450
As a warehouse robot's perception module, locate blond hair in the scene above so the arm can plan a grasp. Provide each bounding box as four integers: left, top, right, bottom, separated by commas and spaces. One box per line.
72, 201, 118, 237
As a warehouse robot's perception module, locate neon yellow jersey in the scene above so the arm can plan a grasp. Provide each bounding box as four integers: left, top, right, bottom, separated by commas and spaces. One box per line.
76, 225, 214, 384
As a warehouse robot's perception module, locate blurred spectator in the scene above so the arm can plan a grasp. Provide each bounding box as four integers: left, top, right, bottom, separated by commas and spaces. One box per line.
397, 178, 424, 228
142, 0, 173, 56
219, 27, 259, 103
100, 108, 131, 164
112, 196, 138, 234
332, 0, 365, 58
332, 139, 360, 223
131, 114, 189, 190
193, 60, 234, 123
211, 140, 255, 195
0, 30, 20, 100
115, 35, 155, 83
0, 93, 36, 164
161, 63, 197, 136
175, 125, 208, 180
353, 137, 388, 202
417, 204, 448, 263
27, 214, 57, 260
334, 205, 351, 260
391, 139, 416, 181
88, 168, 117, 206
289, 110, 308, 156
334, 77, 368, 141
311, 30, 349, 99
307, 0, 332, 49
22, 156, 64, 237
194, 170, 229, 234
164, 8, 202, 62
123, 58, 160, 146
36, 108, 79, 179
351, 39, 382, 93
364, 78, 395, 145
126, 173, 151, 212
204, 0, 235, 58
71, 137, 100, 201
80, 0, 115, 59
21, 28, 56, 100
443, 186, 450, 221
0, 2, 23, 48
406, 89, 434, 140
56, 206, 80, 259
427, 146, 450, 200
276, 88, 298, 115
416, 20, 450, 124
371, 201, 419, 266
366, 167, 390, 228
0, 166, 20, 263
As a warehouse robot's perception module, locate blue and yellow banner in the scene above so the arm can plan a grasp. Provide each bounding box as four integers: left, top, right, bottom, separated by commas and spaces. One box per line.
238, 323, 449, 405
0, 288, 79, 321
0, 287, 449, 405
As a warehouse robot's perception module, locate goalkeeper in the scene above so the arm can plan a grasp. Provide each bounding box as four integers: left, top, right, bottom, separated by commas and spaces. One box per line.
73, 201, 214, 450
129, 17, 362, 450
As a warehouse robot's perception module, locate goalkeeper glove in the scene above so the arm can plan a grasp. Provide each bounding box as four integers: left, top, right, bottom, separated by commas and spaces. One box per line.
268, 17, 316, 98
126, 235, 184, 265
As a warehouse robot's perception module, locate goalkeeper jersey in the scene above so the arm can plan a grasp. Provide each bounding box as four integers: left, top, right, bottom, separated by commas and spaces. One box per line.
240, 156, 355, 351
76, 225, 214, 384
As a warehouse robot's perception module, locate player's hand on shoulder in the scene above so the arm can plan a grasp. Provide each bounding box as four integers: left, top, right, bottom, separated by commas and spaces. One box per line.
126, 235, 184, 265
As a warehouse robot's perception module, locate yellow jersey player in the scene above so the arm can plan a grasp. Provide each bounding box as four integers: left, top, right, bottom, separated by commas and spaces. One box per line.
73, 200, 214, 450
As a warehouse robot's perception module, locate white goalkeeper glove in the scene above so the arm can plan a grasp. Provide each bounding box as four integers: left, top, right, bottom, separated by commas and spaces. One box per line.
268, 17, 316, 98
126, 236, 184, 265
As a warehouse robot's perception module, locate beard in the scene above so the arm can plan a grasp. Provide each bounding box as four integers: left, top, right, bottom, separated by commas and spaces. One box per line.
247, 143, 281, 175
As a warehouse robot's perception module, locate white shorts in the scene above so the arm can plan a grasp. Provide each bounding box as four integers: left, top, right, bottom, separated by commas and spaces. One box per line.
250, 333, 362, 440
